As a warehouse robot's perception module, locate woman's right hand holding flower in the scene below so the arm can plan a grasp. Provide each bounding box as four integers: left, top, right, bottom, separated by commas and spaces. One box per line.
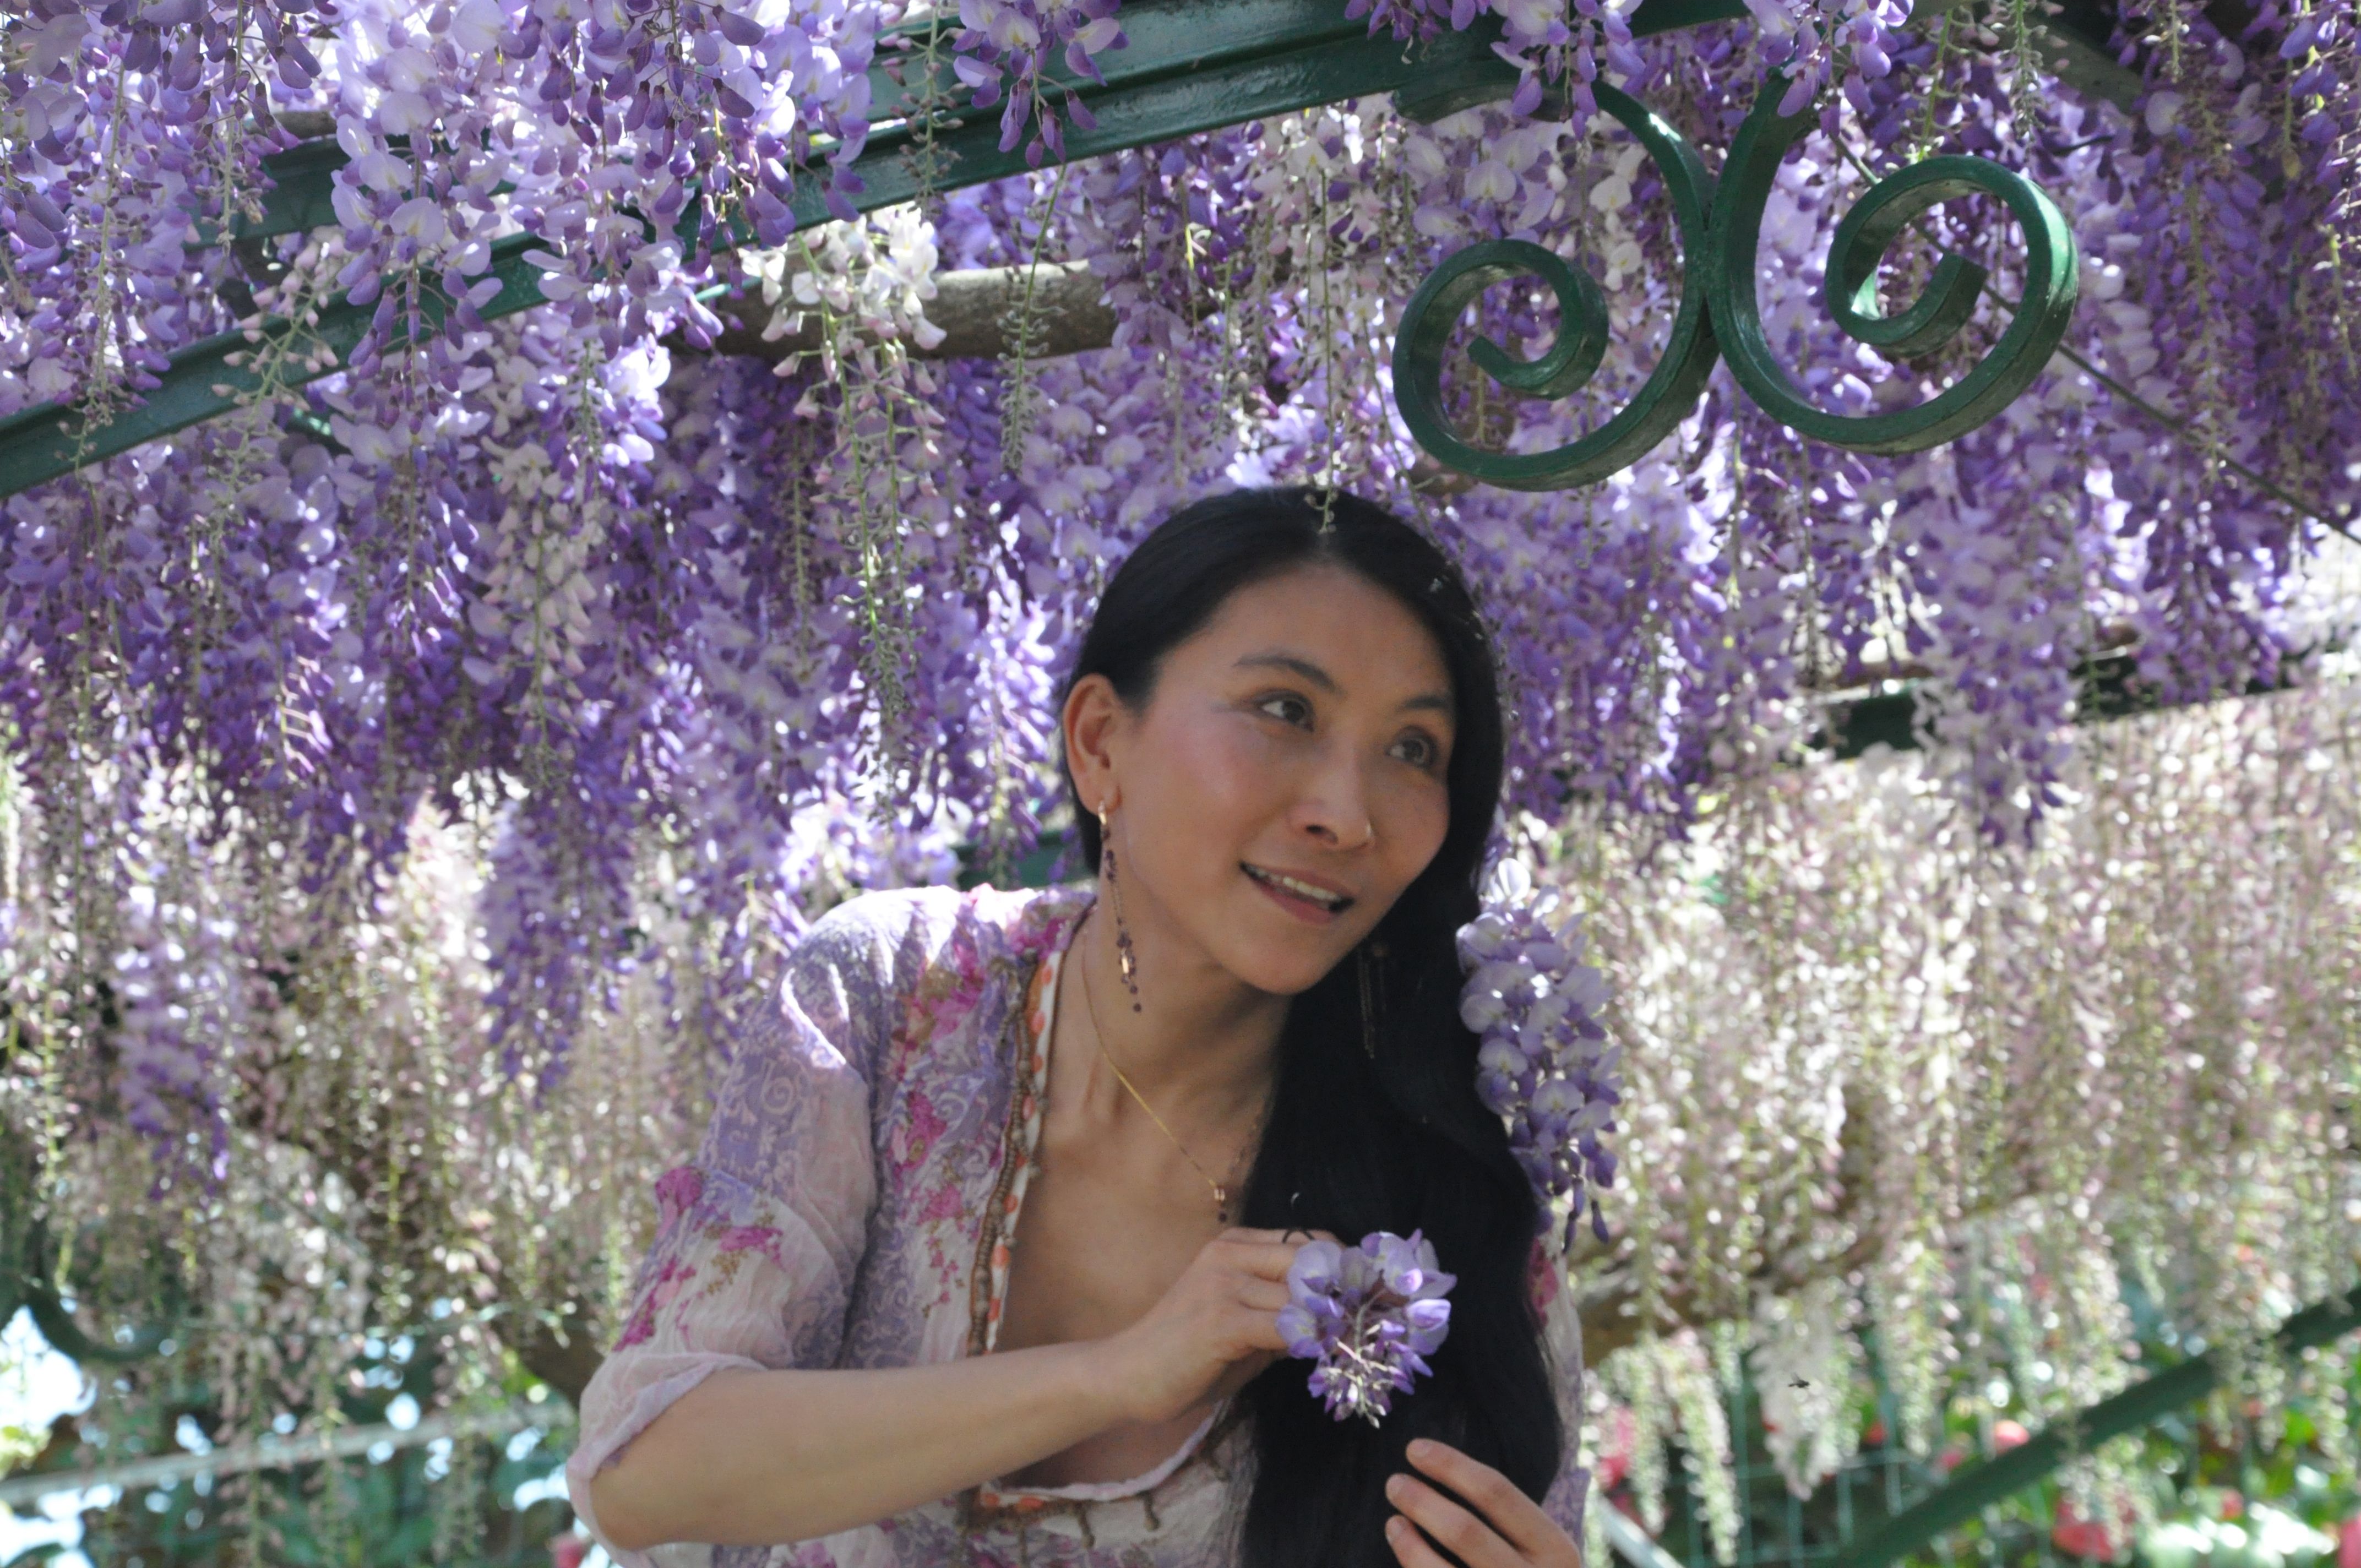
1098, 1227, 1332, 1423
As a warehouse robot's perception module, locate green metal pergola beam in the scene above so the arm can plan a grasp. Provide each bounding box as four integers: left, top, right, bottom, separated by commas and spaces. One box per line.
1835, 1283, 2361, 1568
1812, 648, 2314, 759
211, 0, 1749, 246
0, 0, 1745, 500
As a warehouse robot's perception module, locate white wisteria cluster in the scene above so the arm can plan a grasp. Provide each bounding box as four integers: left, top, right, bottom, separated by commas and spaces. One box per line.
2, 669, 2353, 1550
1548, 668, 2361, 1551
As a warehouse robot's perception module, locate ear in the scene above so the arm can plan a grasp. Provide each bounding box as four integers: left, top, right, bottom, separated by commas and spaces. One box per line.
1063, 673, 1128, 816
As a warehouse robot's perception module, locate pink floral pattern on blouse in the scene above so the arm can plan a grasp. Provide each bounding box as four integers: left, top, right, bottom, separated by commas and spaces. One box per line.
565, 885, 1589, 1568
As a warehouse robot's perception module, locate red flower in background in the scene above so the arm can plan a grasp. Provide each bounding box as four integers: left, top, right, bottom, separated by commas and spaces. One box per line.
1595, 1406, 1636, 1491
2050, 1498, 2135, 1562
1929, 1417, 2026, 1476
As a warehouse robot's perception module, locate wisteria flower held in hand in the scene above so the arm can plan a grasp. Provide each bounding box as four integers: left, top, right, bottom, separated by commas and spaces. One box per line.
1279, 1231, 1454, 1425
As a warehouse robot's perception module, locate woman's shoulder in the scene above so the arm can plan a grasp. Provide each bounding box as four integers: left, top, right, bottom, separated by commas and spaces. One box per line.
787, 881, 1094, 1020
793, 884, 970, 967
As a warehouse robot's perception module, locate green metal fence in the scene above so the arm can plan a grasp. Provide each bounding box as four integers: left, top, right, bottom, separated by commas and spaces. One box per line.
1606, 1287, 2361, 1568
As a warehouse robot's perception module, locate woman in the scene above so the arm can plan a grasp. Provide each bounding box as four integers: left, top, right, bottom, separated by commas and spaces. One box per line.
565, 488, 1589, 1568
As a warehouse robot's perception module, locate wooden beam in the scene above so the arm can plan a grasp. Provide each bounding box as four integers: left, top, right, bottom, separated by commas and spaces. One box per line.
701, 259, 1118, 364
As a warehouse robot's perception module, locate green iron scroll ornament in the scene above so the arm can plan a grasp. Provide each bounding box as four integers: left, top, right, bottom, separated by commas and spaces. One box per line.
1393, 72, 2081, 486
1393, 83, 1720, 491
1710, 78, 2082, 451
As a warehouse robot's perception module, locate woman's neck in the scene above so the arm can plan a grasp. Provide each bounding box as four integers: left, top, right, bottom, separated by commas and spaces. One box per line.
1072, 894, 1285, 1121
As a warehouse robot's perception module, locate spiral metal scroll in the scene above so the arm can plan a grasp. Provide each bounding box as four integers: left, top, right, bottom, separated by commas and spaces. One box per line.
1391, 84, 1720, 492
1709, 77, 2081, 454
0, 1215, 180, 1366
1393, 73, 2081, 487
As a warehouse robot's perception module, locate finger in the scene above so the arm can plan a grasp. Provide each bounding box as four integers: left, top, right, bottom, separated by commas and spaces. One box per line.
1237, 1278, 1291, 1313
1386, 1514, 1460, 1568
1385, 1471, 1524, 1568
1221, 1240, 1328, 1281
1406, 1440, 1573, 1564
1231, 1305, 1291, 1353
1223, 1227, 1340, 1248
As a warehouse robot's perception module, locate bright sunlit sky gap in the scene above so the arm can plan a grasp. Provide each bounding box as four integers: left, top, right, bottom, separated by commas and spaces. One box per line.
0, 1309, 581, 1554
0, 1306, 96, 1568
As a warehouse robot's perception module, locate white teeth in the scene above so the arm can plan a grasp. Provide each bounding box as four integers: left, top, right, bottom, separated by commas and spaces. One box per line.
1248, 865, 1346, 908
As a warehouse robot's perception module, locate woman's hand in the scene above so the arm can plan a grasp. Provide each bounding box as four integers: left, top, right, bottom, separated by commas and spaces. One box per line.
1385, 1439, 1585, 1568
1096, 1226, 1331, 1425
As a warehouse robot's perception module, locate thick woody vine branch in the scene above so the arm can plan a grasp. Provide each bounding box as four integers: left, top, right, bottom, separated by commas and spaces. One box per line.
698, 260, 1118, 364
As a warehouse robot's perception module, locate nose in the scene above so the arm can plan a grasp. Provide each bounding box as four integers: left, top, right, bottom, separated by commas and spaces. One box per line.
1292, 741, 1376, 852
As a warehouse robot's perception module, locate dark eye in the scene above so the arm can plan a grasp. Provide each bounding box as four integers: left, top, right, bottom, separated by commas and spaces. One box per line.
1391, 732, 1440, 769
1256, 693, 1312, 726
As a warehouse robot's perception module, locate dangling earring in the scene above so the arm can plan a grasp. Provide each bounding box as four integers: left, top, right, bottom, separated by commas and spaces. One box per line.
1356, 940, 1386, 1059
1098, 805, 1142, 1011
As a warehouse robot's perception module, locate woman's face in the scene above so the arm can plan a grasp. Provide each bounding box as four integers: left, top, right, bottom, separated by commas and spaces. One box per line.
1068, 562, 1458, 999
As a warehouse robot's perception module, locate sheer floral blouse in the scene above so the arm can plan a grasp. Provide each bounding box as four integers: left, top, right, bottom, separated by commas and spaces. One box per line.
565, 884, 1590, 1568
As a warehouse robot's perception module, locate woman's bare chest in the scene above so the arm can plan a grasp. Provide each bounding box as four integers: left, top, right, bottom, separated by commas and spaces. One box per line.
1000, 1140, 1210, 1325
989, 1140, 1222, 1487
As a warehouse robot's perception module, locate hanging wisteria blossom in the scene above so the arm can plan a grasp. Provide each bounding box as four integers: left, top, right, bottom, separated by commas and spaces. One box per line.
1459, 863, 1623, 1248
1280, 1231, 1457, 1425
953, 0, 1130, 164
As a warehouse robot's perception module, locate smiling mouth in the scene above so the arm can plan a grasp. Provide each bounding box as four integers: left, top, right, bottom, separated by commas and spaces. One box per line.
1242, 863, 1355, 914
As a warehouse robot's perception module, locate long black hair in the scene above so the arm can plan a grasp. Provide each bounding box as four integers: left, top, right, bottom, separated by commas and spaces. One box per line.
1062, 486, 1559, 1568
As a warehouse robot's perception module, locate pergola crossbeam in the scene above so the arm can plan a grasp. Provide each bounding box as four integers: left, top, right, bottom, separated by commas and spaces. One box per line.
0, 0, 2132, 499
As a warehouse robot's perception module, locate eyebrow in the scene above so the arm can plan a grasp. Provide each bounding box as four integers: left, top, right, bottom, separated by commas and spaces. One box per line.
1234, 652, 1455, 719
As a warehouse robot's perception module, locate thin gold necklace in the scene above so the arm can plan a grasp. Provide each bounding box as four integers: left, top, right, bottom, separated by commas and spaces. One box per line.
1074, 913, 1264, 1224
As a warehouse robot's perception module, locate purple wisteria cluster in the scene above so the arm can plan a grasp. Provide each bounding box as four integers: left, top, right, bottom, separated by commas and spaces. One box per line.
953, 0, 1129, 166
1744, 0, 1913, 118
1345, 0, 1475, 45
1, 0, 883, 418
2, 0, 2357, 1189
1499, 0, 1643, 125
1458, 885, 1623, 1248
1330, 0, 1642, 126
1279, 1231, 1456, 1425
1328, 0, 1907, 130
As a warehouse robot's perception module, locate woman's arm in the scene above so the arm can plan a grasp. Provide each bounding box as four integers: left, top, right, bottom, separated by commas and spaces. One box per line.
588, 1227, 1308, 1551
589, 1339, 1127, 1549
